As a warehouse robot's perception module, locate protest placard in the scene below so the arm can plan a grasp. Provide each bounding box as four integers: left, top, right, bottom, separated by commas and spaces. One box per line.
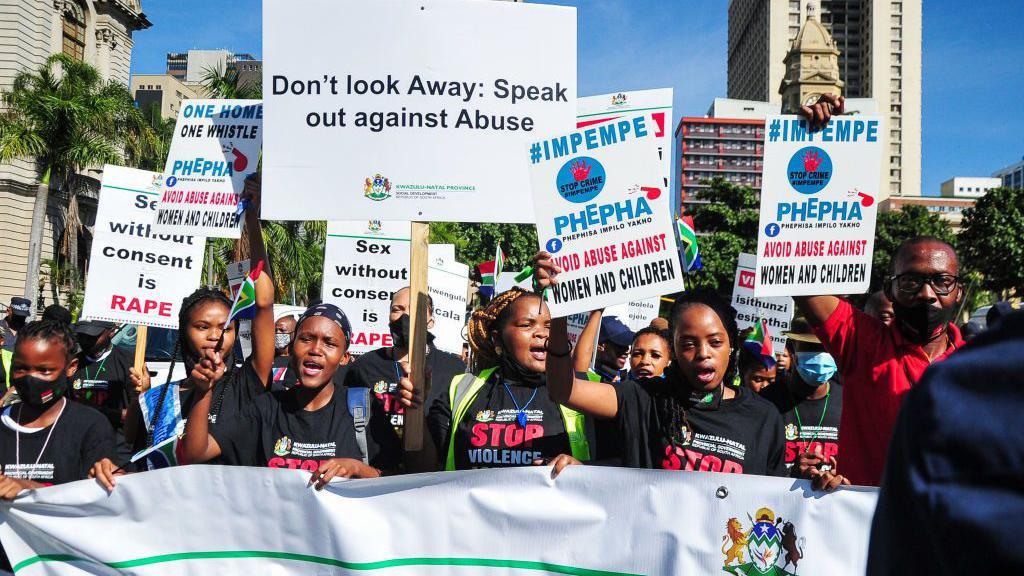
426, 250, 469, 356
80, 165, 205, 329
529, 114, 684, 317
577, 89, 673, 191
153, 99, 262, 238
226, 260, 253, 358
321, 221, 410, 355
605, 297, 661, 332
261, 0, 576, 223
754, 115, 883, 297
732, 253, 793, 354
431, 244, 456, 265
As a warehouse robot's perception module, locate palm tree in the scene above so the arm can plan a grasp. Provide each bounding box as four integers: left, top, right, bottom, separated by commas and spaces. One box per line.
200, 65, 261, 99
0, 54, 155, 306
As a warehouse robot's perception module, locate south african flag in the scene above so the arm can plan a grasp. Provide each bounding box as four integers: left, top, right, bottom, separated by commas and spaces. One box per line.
743, 318, 776, 369
676, 216, 702, 273
227, 260, 264, 324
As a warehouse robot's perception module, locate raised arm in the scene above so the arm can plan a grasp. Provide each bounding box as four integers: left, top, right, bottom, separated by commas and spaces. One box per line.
534, 252, 618, 419
180, 349, 225, 464
573, 309, 602, 376
242, 172, 275, 384
794, 296, 841, 328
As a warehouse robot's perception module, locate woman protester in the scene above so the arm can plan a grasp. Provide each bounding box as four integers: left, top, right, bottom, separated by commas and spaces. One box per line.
537, 252, 848, 490
427, 287, 588, 475
574, 309, 671, 382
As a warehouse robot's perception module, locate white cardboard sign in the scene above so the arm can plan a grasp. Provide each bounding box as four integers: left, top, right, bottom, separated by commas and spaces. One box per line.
605, 297, 661, 333
529, 115, 684, 317
154, 99, 263, 238
577, 88, 673, 191
732, 253, 794, 354
321, 221, 410, 355
427, 251, 469, 356
754, 116, 883, 296
81, 165, 205, 329
261, 0, 577, 223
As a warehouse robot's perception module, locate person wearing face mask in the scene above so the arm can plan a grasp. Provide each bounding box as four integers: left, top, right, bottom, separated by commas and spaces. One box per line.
345, 287, 465, 442
69, 320, 134, 461
427, 287, 588, 474
0, 320, 115, 570
1, 297, 31, 353
794, 236, 965, 486
270, 314, 299, 391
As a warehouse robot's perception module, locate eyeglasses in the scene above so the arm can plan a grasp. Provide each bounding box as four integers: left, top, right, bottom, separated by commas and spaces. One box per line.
891, 273, 960, 296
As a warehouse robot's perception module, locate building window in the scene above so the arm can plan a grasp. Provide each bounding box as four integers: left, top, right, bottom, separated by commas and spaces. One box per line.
61, 2, 86, 62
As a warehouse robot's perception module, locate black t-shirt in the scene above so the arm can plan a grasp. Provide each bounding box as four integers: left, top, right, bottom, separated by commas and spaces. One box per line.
782, 382, 843, 470
201, 357, 268, 427
615, 372, 786, 476
211, 381, 398, 471
0, 399, 115, 485
70, 346, 134, 431
427, 372, 571, 470
270, 355, 297, 392
346, 345, 466, 439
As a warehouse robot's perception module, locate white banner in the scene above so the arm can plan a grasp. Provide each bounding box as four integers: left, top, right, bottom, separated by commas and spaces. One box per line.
427, 251, 469, 356
0, 465, 877, 575
322, 221, 410, 355
754, 116, 883, 296
262, 0, 577, 223
732, 253, 794, 355
154, 100, 263, 238
529, 115, 684, 317
577, 88, 673, 191
605, 298, 661, 333
80, 165, 204, 329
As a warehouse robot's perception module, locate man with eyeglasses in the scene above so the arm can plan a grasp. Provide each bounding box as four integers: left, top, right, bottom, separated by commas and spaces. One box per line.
795, 235, 966, 486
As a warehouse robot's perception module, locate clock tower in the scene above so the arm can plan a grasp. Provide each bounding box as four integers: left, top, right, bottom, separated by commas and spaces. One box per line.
778, 2, 844, 114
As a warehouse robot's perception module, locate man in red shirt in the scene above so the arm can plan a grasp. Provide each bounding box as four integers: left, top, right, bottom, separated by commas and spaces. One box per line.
796, 236, 966, 486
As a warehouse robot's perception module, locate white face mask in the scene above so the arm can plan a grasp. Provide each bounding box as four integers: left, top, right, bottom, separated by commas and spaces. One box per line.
275, 333, 292, 349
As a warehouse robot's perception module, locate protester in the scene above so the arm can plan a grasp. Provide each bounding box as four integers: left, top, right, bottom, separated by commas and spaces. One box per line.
426, 287, 586, 475
774, 339, 796, 376
346, 287, 465, 443
0, 320, 116, 570
649, 317, 669, 331
738, 348, 776, 393
793, 235, 965, 486
271, 312, 298, 390
863, 291, 895, 327
867, 311, 1024, 574
1, 297, 31, 352
575, 311, 633, 383
0, 334, 10, 397
628, 327, 671, 380
151, 302, 400, 488
40, 305, 72, 327
68, 320, 134, 461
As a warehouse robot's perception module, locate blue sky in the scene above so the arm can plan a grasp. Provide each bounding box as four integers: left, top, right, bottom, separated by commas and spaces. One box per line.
130, 0, 1023, 196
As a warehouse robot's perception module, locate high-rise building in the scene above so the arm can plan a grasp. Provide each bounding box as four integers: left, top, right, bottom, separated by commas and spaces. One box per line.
727, 0, 921, 198
993, 157, 1024, 190
675, 115, 766, 214
0, 0, 150, 307
130, 74, 200, 119
165, 50, 258, 85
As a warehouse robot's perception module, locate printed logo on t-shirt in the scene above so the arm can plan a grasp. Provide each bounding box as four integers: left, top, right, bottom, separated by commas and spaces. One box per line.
2, 463, 55, 483
661, 433, 746, 474
720, 506, 806, 575
784, 425, 839, 468
467, 409, 545, 467
475, 409, 495, 422
273, 436, 292, 456
784, 423, 798, 441
372, 380, 388, 394
371, 380, 404, 430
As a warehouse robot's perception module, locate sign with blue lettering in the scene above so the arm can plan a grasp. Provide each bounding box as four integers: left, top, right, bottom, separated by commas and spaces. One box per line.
754, 115, 883, 297
153, 99, 263, 238
528, 114, 684, 317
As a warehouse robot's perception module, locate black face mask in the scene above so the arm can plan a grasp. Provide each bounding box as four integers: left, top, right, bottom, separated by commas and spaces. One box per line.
8, 315, 26, 331
389, 314, 411, 350
893, 300, 955, 344
12, 372, 69, 407
76, 334, 101, 357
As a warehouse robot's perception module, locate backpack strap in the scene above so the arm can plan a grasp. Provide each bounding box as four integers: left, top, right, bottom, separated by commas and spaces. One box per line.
347, 387, 371, 465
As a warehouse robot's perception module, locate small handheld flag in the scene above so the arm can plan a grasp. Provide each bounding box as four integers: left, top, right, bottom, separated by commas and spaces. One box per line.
676, 216, 702, 273
494, 245, 506, 283
743, 318, 776, 369
479, 260, 496, 298
226, 260, 264, 324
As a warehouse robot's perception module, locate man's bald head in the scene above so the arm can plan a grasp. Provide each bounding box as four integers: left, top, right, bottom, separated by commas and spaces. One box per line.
892, 236, 959, 276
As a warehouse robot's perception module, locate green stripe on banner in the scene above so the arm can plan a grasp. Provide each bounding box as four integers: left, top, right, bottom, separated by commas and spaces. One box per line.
101, 184, 160, 196
575, 106, 671, 119
14, 551, 639, 575
328, 234, 411, 242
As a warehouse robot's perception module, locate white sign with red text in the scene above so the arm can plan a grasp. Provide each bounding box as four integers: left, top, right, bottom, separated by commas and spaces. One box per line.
754, 115, 883, 296
529, 115, 684, 317
154, 99, 263, 238
81, 165, 205, 329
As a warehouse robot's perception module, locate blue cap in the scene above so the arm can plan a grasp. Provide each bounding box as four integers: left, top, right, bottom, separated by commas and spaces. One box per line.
599, 316, 634, 348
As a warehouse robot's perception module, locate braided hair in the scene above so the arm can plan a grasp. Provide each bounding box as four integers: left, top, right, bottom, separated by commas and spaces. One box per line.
148, 287, 238, 445
466, 287, 538, 372
654, 289, 740, 449
15, 320, 78, 362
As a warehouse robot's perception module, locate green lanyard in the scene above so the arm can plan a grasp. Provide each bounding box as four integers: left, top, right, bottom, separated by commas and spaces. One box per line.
793, 385, 830, 449
82, 353, 110, 382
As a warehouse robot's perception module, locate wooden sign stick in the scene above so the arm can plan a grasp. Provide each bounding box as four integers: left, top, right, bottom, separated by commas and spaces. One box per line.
403, 221, 430, 454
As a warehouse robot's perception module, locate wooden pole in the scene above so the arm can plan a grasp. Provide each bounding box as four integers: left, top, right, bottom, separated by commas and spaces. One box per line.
404, 221, 430, 454
133, 325, 148, 374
